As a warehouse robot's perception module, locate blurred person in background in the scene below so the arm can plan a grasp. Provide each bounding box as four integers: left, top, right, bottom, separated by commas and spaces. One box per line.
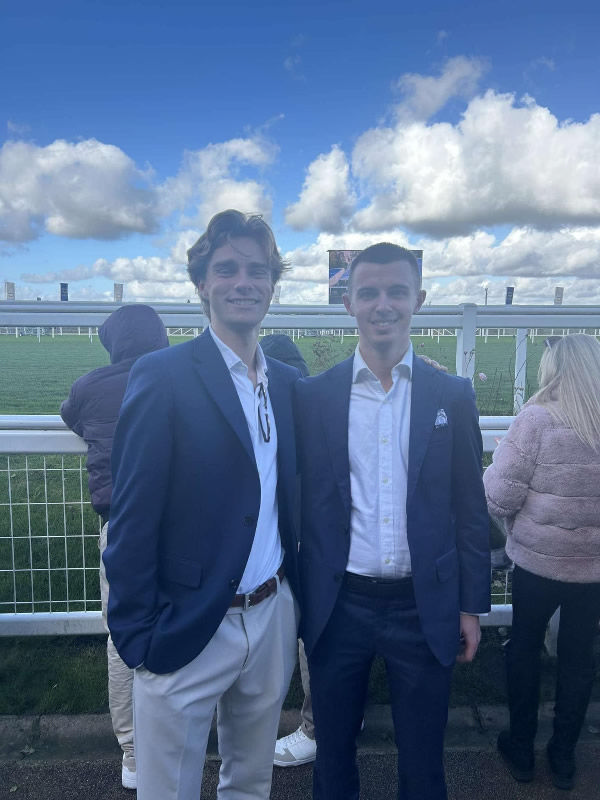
484, 333, 600, 791
60, 304, 169, 790
258, 334, 320, 767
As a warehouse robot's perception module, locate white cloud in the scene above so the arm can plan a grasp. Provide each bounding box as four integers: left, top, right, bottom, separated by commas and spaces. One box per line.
419, 227, 600, 280
285, 146, 356, 233
278, 225, 600, 305
21, 229, 200, 286
394, 56, 488, 121
352, 90, 600, 235
159, 137, 276, 226
424, 275, 600, 306
0, 139, 158, 242
6, 120, 30, 136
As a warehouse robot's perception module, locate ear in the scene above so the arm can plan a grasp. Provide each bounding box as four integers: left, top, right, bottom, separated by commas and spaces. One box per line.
343, 292, 353, 316
414, 289, 426, 313
197, 280, 207, 300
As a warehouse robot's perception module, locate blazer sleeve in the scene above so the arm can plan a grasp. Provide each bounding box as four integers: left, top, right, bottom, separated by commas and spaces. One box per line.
451, 378, 491, 615
483, 405, 543, 519
102, 354, 173, 668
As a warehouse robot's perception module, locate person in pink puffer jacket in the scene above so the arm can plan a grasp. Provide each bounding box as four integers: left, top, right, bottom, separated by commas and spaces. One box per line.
484, 333, 600, 791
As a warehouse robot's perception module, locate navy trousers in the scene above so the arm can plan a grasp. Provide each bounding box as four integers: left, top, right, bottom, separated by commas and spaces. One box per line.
308, 579, 453, 800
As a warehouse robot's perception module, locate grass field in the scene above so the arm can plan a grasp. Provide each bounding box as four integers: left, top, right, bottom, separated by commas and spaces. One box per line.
0, 331, 546, 415
0, 330, 548, 615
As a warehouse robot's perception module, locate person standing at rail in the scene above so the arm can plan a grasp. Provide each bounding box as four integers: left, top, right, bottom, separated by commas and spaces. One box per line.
60, 303, 169, 790
484, 333, 600, 791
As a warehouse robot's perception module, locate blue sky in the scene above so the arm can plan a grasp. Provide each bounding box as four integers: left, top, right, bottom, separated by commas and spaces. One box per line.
2, 0, 600, 305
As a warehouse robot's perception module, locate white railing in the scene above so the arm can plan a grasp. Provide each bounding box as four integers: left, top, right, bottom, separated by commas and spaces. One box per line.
0, 415, 513, 635
2, 301, 599, 414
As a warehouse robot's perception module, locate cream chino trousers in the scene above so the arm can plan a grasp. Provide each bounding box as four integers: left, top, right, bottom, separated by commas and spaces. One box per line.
99, 521, 135, 758
133, 576, 298, 800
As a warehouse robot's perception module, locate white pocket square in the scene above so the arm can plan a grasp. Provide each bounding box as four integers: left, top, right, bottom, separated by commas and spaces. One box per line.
434, 409, 448, 428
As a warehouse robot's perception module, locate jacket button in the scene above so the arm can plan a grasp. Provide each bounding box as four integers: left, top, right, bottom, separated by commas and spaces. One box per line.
334, 573, 343, 583
229, 579, 239, 590
244, 516, 256, 527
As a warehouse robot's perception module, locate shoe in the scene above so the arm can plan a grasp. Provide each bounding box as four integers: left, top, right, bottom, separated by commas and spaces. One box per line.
497, 730, 534, 782
274, 726, 317, 767
547, 740, 575, 790
121, 752, 137, 790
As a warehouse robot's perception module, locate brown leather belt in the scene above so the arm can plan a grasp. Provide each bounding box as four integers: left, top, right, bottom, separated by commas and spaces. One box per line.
230, 565, 285, 610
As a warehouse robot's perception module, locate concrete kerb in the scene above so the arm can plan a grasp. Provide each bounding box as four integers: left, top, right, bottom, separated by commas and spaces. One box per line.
1, 704, 599, 765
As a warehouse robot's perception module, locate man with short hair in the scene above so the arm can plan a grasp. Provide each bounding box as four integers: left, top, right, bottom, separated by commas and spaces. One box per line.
104, 210, 301, 800
296, 243, 490, 799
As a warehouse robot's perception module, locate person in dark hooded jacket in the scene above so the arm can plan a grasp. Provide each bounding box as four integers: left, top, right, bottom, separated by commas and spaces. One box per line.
260, 334, 309, 378
60, 304, 169, 790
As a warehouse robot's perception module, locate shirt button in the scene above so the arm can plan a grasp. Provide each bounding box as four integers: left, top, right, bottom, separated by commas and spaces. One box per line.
381, 437, 388, 444
382, 477, 389, 484
385, 558, 391, 565
383, 517, 390, 525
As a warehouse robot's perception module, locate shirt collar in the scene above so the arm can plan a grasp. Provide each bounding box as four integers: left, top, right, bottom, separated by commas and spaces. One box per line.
208, 326, 268, 383
352, 342, 413, 385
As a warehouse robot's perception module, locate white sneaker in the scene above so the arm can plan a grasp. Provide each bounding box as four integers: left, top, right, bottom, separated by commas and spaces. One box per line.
121, 753, 137, 790
274, 726, 317, 767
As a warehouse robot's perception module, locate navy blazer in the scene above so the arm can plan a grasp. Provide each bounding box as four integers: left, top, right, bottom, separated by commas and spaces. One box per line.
103, 330, 301, 674
296, 353, 491, 667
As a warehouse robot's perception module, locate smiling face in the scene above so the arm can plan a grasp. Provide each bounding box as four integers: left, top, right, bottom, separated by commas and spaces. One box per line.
343, 259, 426, 360
197, 236, 274, 339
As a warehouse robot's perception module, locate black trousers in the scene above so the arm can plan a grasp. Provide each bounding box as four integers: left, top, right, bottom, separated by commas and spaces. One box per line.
506, 565, 600, 756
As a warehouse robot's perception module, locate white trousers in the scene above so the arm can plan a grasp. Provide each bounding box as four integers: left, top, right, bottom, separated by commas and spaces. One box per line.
133, 577, 298, 800
99, 521, 135, 757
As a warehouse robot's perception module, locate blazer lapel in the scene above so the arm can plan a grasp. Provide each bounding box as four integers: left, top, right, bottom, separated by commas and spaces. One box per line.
191, 330, 255, 465
322, 357, 353, 518
407, 356, 443, 506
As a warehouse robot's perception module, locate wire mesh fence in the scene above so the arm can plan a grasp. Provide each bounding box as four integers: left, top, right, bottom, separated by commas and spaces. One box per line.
0, 454, 101, 614
0, 449, 514, 623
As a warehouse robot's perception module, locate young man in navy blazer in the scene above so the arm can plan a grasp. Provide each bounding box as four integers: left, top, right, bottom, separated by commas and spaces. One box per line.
296, 243, 490, 800
103, 210, 301, 800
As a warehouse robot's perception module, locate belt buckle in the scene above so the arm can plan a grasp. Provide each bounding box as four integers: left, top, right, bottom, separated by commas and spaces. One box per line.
243, 592, 253, 611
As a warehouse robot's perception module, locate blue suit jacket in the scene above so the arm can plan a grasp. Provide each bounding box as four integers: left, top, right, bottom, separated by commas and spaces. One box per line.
296, 353, 490, 667
103, 329, 300, 674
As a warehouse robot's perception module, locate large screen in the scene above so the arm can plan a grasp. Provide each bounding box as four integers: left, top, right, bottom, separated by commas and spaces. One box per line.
328, 249, 423, 304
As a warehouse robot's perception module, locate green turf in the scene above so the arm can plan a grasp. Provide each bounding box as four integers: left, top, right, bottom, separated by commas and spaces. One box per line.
0, 331, 547, 614
0, 332, 545, 415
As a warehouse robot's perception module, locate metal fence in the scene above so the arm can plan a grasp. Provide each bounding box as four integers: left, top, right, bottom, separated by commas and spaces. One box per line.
0, 415, 513, 634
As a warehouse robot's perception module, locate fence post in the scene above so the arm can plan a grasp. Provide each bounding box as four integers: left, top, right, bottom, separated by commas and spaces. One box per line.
456, 304, 477, 380
514, 328, 528, 413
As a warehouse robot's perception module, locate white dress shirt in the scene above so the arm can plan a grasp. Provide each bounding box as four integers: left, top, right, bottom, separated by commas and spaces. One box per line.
346, 344, 413, 579
209, 327, 282, 593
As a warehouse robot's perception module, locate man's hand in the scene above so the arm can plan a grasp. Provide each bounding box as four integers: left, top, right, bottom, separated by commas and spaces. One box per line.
417, 354, 449, 372
456, 613, 481, 663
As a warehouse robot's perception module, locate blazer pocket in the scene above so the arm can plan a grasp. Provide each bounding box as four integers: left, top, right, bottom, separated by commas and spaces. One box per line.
161, 556, 203, 588
435, 548, 458, 583
428, 426, 451, 446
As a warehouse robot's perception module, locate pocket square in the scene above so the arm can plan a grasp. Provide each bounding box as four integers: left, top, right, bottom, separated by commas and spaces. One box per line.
434, 408, 448, 428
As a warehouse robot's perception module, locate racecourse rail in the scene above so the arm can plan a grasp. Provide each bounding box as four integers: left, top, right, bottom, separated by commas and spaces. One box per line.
1, 415, 512, 636
1, 301, 599, 636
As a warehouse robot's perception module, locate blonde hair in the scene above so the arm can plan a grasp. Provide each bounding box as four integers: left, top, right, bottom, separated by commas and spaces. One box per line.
532, 333, 600, 451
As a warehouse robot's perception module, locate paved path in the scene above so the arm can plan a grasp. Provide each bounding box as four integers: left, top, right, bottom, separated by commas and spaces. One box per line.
1, 704, 599, 799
